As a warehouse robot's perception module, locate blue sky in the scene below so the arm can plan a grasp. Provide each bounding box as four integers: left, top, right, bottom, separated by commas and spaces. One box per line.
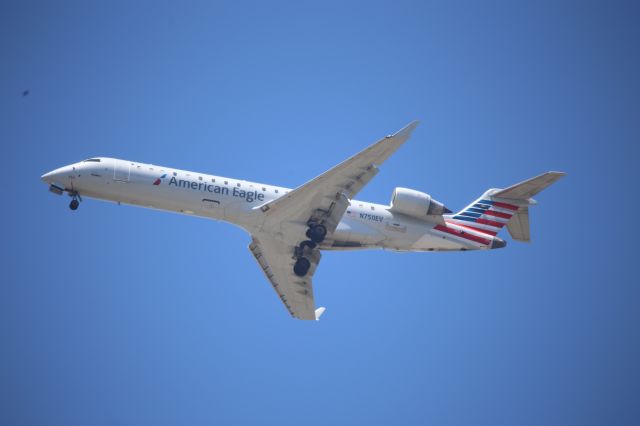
2, 1, 639, 425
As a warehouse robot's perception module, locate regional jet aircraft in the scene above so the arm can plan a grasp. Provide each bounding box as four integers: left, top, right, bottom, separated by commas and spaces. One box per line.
41, 122, 564, 320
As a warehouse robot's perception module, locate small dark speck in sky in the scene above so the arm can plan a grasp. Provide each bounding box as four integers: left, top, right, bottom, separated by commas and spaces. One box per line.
22, 90, 29, 97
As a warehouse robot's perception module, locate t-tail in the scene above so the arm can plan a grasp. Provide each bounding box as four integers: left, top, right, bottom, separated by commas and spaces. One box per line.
446, 172, 566, 243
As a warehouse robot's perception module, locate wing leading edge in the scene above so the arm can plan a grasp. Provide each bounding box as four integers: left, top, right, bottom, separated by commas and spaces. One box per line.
257, 121, 420, 241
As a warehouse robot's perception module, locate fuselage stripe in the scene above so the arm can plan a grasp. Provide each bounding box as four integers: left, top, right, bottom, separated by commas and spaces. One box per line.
447, 221, 498, 236
434, 224, 491, 245
449, 219, 500, 232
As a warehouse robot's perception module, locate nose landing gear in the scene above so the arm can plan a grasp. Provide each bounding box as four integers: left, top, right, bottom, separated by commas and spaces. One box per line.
69, 192, 82, 211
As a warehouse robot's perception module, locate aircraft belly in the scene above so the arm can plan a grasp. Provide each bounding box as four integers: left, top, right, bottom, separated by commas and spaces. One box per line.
411, 232, 465, 250
78, 178, 227, 220
410, 227, 486, 251
332, 217, 385, 246
379, 218, 479, 251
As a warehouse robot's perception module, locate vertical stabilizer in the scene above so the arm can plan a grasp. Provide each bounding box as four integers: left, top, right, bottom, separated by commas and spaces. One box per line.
506, 207, 530, 242
447, 172, 565, 242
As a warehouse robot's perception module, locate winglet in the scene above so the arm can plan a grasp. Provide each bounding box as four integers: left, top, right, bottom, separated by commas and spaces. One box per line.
391, 120, 420, 139
315, 307, 326, 321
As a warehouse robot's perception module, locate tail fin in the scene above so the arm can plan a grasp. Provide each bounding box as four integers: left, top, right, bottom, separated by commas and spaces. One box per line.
447, 172, 565, 242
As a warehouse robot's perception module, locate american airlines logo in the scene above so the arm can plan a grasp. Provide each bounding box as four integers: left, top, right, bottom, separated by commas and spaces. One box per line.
153, 174, 167, 185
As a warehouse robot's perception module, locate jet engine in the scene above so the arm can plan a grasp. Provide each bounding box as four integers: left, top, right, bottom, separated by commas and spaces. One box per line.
389, 187, 451, 220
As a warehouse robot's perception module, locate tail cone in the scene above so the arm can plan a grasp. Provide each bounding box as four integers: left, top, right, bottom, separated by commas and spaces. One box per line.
490, 237, 507, 249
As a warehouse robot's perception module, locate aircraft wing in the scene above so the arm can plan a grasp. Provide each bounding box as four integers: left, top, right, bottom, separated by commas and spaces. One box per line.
249, 234, 321, 320
249, 122, 419, 319
258, 121, 420, 242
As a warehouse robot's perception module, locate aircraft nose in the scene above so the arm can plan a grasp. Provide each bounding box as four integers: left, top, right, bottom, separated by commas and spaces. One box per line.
41, 170, 55, 181
41, 166, 72, 183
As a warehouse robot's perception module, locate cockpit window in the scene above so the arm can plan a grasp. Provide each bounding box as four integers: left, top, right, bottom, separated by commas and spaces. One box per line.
83, 158, 101, 162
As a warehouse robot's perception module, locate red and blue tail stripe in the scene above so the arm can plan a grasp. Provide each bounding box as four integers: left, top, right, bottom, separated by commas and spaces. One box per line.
447, 199, 519, 235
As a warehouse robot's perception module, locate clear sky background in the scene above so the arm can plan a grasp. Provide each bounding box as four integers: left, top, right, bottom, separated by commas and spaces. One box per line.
2, 1, 639, 425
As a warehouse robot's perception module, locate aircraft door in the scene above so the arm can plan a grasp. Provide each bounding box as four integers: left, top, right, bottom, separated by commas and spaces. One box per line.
113, 160, 130, 182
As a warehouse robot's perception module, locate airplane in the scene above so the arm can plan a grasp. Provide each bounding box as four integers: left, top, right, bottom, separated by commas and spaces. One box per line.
41, 121, 565, 320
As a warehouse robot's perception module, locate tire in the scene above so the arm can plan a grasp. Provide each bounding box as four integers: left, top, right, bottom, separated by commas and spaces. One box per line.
299, 240, 317, 251
69, 199, 79, 210
308, 224, 327, 243
293, 257, 311, 277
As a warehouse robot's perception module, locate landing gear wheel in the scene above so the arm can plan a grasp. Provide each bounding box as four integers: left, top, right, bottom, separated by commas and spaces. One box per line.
69, 199, 79, 210
293, 257, 311, 277
299, 240, 317, 251
306, 224, 327, 243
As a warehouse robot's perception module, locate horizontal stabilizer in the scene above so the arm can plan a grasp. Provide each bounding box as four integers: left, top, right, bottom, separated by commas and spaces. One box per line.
494, 171, 565, 200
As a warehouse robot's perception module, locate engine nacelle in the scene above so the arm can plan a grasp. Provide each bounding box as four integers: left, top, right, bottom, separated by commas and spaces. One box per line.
389, 187, 451, 220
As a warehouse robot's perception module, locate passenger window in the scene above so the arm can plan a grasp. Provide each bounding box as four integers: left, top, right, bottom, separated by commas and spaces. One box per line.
199, 176, 203, 181
275, 189, 279, 194
262, 187, 266, 191
237, 183, 241, 187
173, 172, 177, 176
224, 181, 228, 185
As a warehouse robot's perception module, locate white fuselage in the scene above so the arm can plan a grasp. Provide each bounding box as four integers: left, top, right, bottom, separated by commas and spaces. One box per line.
42, 157, 494, 252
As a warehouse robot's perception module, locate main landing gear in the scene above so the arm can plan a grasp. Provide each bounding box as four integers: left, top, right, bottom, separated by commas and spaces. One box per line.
306, 224, 327, 244
293, 257, 311, 277
293, 224, 327, 277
